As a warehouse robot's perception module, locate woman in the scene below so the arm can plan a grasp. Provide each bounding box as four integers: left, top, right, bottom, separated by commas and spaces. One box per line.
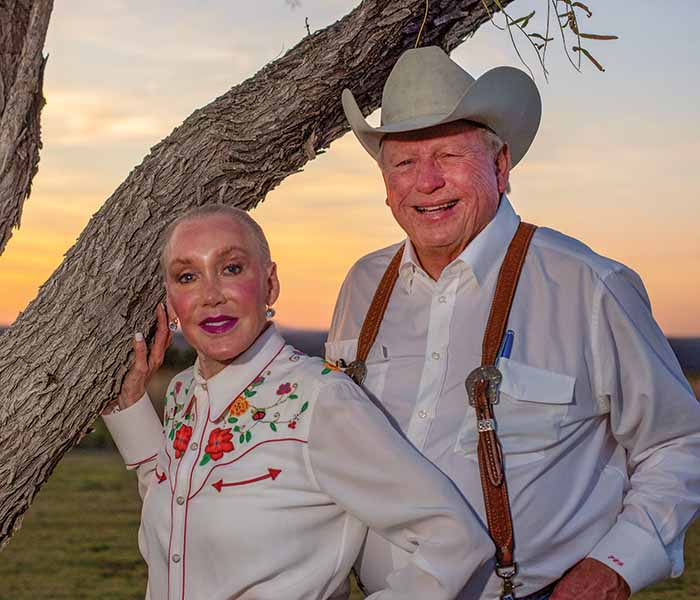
102, 205, 492, 600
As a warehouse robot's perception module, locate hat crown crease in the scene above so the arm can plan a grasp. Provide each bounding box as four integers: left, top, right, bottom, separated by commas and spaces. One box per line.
381, 48, 475, 125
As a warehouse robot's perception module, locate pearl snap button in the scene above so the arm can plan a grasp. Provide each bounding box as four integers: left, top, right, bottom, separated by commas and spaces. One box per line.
190, 442, 198, 451
418, 410, 428, 419
438, 296, 447, 303
176, 496, 185, 505
172, 554, 181, 563
431, 352, 440, 360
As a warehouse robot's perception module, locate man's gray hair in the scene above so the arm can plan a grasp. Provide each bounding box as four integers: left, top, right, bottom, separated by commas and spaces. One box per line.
160, 204, 272, 273
377, 120, 506, 167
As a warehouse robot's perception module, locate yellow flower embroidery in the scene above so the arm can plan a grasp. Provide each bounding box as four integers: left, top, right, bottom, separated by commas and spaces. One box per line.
229, 395, 249, 417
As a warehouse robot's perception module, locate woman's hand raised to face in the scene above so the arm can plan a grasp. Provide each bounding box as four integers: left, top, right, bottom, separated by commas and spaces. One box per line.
103, 303, 173, 415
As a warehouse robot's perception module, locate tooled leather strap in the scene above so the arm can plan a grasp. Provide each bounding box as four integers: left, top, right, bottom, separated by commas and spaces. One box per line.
345, 245, 403, 385
472, 221, 536, 580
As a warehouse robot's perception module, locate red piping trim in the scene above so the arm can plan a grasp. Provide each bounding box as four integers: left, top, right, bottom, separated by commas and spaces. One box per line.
125, 453, 158, 468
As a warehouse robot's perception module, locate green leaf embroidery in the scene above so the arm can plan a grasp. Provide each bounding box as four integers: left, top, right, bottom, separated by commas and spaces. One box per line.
300, 401, 309, 413
288, 394, 298, 399
168, 428, 175, 440
239, 434, 245, 444
245, 430, 252, 443
270, 423, 277, 432
233, 426, 240, 432
176, 422, 183, 430
228, 417, 238, 423
243, 389, 257, 398
199, 454, 211, 467
321, 368, 331, 375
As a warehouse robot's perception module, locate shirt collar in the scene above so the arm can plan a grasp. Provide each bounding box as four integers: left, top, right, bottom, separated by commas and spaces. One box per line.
398, 195, 520, 292
194, 323, 286, 423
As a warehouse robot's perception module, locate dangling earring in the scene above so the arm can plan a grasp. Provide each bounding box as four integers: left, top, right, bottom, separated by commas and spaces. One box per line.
168, 317, 179, 331
265, 306, 276, 319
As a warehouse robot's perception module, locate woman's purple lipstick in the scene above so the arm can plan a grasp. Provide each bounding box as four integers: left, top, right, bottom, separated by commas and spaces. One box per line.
199, 315, 238, 334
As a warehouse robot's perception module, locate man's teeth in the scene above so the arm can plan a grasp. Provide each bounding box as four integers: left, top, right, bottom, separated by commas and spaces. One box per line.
415, 200, 458, 213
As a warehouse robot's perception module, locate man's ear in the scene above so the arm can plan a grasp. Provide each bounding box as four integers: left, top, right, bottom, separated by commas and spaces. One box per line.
496, 143, 512, 195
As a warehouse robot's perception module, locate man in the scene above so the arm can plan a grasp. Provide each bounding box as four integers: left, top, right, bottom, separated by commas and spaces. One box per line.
326, 46, 700, 599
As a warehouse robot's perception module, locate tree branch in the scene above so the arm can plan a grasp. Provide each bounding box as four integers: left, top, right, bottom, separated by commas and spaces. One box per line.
0, 0, 53, 256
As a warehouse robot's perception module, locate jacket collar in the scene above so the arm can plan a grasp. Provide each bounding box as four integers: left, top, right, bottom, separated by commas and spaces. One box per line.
398, 195, 521, 293
193, 323, 286, 423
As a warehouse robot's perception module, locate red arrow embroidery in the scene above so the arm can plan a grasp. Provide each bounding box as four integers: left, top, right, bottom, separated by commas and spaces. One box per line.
212, 468, 281, 492
155, 466, 167, 484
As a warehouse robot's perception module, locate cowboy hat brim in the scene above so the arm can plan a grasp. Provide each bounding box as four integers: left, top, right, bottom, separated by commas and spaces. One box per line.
342, 66, 541, 168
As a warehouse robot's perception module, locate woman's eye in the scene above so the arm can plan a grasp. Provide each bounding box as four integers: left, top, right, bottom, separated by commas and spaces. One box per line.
177, 272, 194, 284
224, 263, 242, 275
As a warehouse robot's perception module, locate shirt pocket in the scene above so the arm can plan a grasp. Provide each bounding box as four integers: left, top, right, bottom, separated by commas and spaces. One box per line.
325, 338, 390, 400
454, 358, 575, 467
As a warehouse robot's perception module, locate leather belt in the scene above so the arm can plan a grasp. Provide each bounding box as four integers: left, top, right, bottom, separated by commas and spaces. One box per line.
347, 222, 537, 599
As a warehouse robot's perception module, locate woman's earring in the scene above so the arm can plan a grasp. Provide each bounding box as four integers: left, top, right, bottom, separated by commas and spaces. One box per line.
265, 306, 276, 319
168, 318, 179, 332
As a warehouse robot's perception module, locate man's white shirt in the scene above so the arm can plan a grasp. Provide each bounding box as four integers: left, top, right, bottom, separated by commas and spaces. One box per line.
327, 195, 700, 598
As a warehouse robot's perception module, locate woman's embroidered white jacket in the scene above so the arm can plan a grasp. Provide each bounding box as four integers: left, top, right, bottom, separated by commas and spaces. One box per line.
104, 325, 492, 600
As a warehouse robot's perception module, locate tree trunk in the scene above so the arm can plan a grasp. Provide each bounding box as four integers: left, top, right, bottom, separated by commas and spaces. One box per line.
0, 0, 514, 546
0, 0, 53, 256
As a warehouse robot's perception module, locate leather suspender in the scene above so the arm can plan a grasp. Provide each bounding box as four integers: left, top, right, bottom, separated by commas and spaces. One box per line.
466, 221, 536, 600
346, 222, 537, 599
345, 245, 403, 386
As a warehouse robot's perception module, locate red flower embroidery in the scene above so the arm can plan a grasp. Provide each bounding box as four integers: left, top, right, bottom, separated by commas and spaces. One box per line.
252, 410, 266, 421
173, 425, 193, 458
252, 375, 265, 386
276, 383, 292, 395
205, 428, 234, 460
287, 421, 297, 429
174, 380, 183, 395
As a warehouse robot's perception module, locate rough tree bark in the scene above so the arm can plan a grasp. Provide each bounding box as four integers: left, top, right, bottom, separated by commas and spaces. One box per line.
0, 0, 514, 546
0, 0, 53, 256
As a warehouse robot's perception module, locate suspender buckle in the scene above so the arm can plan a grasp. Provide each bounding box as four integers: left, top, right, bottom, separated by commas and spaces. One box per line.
345, 359, 368, 386
497, 564, 520, 600
465, 365, 502, 406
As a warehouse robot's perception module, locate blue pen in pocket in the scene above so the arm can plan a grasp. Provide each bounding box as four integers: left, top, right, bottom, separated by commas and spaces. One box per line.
497, 329, 514, 363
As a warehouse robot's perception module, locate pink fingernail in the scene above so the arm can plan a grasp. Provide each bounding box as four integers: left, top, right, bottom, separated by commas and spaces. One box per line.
134, 332, 144, 342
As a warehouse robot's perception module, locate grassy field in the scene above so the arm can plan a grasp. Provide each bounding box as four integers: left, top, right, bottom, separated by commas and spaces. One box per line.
0, 451, 697, 599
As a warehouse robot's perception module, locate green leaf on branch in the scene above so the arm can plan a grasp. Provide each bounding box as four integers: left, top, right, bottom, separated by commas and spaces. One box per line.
578, 33, 618, 41
573, 46, 605, 71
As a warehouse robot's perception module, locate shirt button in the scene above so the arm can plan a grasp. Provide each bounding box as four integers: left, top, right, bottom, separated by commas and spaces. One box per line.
172, 554, 181, 563
201, 382, 208, 391
176, 496, 185, 505
190, 442, 198, 451
438, 295, 447, 303
431, 352, 440, 360
418, 409, 428, 419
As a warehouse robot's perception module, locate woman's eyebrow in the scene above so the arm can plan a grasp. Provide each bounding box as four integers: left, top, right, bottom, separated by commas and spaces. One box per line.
216, 245, 248, 258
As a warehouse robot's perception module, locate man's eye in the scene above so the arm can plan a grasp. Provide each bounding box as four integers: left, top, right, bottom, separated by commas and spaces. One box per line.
177, 272, 194, 284
224, 263, 242, 275
395, 159, 413, 168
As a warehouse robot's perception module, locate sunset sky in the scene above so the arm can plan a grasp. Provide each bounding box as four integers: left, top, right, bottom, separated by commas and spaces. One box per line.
1, 1, 698, 335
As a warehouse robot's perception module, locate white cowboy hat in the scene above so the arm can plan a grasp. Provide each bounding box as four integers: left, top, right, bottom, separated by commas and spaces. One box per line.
342, 46, 542, 167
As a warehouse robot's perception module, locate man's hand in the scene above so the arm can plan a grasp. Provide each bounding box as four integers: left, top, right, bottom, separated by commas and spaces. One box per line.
103, 303, 172, 415
550, 558, 631, 600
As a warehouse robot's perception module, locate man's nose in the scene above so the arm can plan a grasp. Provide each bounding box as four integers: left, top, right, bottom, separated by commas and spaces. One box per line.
415, 158, 445, 194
